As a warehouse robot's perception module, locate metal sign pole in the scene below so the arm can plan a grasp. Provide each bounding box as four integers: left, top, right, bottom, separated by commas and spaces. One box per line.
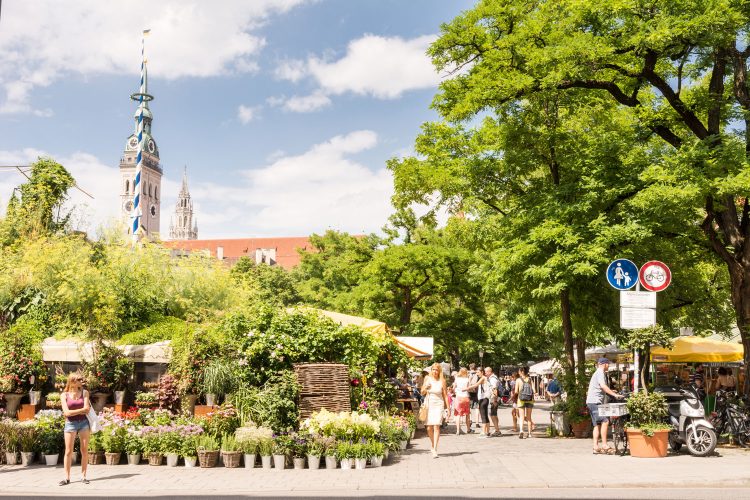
633, 281, 640, 393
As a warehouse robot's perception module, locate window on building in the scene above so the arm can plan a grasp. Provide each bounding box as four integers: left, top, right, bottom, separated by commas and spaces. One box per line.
255, 248, 277, 266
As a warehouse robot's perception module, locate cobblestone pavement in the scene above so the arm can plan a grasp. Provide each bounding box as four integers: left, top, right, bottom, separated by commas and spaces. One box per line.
2, 403, 750, 499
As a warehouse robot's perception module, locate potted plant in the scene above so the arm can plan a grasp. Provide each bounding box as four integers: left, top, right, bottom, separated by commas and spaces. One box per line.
335, 441, 354, 470
45, 392, 62, 409
196, 434, 220, 468
235, 433, 257, 470
18, 424, 37, 466
565, 387, 592, 438
0, 376, 24, 418
0, 420, 20, 465
181, 434, 198, 468
322, 436, 337, 469
87, 432, 105, 464
625, 390, 671, 458
369, 440, 385, 468
291, 433, 307, 469
306, 435, 324, 470
125, 430, 143, 465
200, 359, 237, 407
141, 426, 163, 466
352, 440, 368, 470
157, 374, 180, 413
272, 434, 292, 470
135, 391, 158, 409
258, 436, 273, 469
36, 410, 64, 466
113, 358, 134, 405
82, 340, 126, 412
220, 433, 241, 468
161, 427, 182, 467
549, 399, 570, 437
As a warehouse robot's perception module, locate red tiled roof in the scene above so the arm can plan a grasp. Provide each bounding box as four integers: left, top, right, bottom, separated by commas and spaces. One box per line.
162, 236, 312, 270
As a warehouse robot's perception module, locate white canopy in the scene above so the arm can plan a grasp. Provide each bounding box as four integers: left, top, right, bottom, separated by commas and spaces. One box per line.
41, 338, 171, 364
529, 359, 560, 375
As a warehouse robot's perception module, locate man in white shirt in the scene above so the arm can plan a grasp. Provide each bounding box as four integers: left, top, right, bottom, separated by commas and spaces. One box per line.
586, 358, 624, 454
485, 367, 501, 436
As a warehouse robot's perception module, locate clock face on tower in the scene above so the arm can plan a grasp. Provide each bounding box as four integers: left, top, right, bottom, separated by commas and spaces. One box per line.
123, 200, 134, 212
127, 137, 138, 150
148, 139, 156, 154
150, 204, 157, 218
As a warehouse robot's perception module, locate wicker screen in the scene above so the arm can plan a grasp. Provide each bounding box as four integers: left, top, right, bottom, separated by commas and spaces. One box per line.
294, 363, 351, 419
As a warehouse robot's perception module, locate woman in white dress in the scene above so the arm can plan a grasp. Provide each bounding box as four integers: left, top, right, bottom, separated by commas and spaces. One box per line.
421, 363, 449, 458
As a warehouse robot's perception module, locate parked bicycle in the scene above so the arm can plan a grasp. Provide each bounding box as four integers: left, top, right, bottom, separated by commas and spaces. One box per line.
710, 389, 750, 447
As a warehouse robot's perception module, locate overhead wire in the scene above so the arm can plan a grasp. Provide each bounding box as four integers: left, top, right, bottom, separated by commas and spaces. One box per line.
0, 165, 95, 199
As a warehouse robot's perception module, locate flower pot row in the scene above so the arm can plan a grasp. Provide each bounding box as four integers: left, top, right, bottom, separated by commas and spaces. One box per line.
3, 451, 65, 466
77, 451, 388, 469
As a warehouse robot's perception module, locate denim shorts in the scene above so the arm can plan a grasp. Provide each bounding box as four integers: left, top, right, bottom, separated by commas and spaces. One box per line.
64, 419, 90, 433
587, 403, 608, 426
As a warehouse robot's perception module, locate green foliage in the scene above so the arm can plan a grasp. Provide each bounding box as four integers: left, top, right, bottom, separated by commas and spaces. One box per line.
623, 325, 674, 352
124, 432, 143, 455
0, 322, 47, 392
220, 433, 239, 452
0, 157, 75, 246
117, 316, 188, 345
232, 257, 300, 306
81, 339, 128, 392
35, 412, 64, 454
201, 359, 238, 396
626, 391, 671, 436
168, 325, 222, 395
226, 373, 300, 433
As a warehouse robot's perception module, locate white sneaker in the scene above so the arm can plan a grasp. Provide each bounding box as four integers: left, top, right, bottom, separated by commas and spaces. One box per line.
477, 433, 488, 439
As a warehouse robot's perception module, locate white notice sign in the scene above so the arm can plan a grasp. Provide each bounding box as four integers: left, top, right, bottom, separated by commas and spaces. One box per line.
620, 307, 657, 329
620, 291, 657, 309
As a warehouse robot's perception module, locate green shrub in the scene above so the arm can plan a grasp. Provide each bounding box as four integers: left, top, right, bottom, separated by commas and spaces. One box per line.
117, 316, 189, 345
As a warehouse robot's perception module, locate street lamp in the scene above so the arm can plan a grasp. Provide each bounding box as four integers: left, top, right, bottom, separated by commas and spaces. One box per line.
478, 350, 484, 367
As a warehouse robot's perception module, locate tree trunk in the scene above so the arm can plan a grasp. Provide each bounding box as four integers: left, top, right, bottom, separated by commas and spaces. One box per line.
575, 337, 586, 381
730, 266, 750, 397
560, 289, 576, 380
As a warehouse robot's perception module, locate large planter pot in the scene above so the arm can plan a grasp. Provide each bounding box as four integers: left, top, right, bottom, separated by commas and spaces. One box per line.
44, 454, 59, 466
20, 452, 34, 466
626, 429, 669, 458
370, 456, 383, 468
222, 451, 241, 468
260, 455, 272, 470
148, 453, 163, 466
184, 456, 197, 468
114, 391, 126, 405
354, 458, 367, 470
204, 393, 217, 407
127, 453, 141, 465
182, 394, 199, 415
339, 458, 353, 470
243, 453, 256, 469
28, 390, 42, 405
105, 452, 122, 465
91, 393, 110, 413
325, 455, 337, 469
551, 411, 570, 437
5, 452, 18, 465
166, 453, 180, 467
383, 449, 390, 461
272, 454, 286, 470
293, 457, 305, 469
307, 455, 321, 470
88, 451, 105, 465
570, 420, 592, 439
3, 393, 23, 418
198, 450, 219, 468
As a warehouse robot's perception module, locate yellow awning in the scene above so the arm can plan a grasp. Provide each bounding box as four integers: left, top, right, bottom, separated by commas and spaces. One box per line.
651, 336, 744, 363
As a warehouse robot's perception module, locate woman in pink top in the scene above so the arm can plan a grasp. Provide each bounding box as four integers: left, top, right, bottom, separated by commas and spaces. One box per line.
59, 372, 91, 486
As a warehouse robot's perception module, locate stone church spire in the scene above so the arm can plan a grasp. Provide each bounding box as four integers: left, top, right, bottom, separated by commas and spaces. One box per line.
169, 166, 198, 240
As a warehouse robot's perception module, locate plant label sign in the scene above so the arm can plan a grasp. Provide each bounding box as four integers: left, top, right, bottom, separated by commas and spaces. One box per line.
620, 291, 657, 309
620, 307, 656, 330
606, 259, 639, 290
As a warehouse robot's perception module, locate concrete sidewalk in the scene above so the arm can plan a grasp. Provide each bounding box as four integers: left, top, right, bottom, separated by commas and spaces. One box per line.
1, 403, 749, 498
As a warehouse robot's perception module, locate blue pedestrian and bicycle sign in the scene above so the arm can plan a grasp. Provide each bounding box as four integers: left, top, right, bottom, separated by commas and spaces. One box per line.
606, 259, 639, 290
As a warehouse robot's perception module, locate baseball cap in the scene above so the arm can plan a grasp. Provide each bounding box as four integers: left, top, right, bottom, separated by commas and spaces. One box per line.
597, 357, 611, 365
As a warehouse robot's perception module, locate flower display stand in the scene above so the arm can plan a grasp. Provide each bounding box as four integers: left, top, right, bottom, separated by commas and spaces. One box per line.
17, 404, 39, 422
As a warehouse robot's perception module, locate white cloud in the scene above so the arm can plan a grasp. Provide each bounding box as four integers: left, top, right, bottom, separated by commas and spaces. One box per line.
274, 59, 307, 82
0, 0, 312, 115
237, 105, 257, 124
283, 90, 332, 113
190, 130, 393, 237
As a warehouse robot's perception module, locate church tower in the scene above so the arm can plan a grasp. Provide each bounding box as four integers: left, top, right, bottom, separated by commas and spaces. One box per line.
120, 33, 162, 239
169, 167, 198, 240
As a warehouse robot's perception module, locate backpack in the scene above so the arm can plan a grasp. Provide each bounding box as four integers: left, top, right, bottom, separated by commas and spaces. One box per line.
519, 377, 534, 402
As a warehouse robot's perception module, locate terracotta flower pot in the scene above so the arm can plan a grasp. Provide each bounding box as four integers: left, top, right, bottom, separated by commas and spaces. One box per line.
626, 429, 669, 458
570, 420, 592, 438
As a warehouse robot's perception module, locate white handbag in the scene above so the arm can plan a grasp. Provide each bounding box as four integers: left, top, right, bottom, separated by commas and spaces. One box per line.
86, 407, 102, 433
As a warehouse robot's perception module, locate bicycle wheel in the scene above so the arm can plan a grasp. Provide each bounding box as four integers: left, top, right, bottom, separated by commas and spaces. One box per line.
613, 419, 627, 456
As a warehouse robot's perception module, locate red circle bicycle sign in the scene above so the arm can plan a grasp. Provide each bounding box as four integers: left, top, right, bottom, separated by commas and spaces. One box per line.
638, 260, 671, 292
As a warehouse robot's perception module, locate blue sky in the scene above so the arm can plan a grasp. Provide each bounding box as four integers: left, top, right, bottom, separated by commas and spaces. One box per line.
0, 0, 473, 238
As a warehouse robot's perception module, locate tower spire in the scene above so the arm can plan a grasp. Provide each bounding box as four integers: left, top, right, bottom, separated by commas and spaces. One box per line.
169, 165, 198, 240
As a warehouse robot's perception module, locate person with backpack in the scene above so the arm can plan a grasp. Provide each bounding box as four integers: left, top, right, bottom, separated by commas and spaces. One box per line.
545, 373, 562, 404
514, 366, 535, 439
467, 367, 495, 438
467, 364, 480, 431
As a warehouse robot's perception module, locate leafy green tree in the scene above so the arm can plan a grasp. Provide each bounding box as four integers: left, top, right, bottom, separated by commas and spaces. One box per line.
231, 257, 300, 306
0, 157, 74, 246
428, 0, 750, 391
